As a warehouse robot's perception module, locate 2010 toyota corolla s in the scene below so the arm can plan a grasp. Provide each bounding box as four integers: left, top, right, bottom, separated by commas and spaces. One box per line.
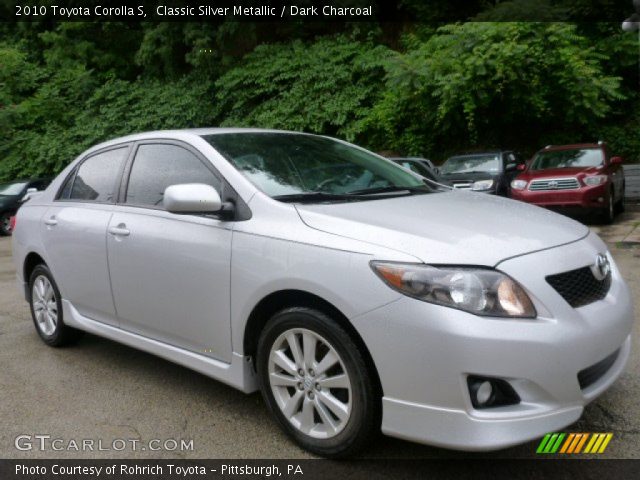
12, 129, 634, 457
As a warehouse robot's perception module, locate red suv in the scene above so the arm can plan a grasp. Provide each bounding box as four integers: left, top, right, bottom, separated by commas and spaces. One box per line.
510, 143, 625, 223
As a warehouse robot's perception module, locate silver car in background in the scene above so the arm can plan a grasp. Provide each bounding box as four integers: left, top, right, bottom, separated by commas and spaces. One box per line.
12, 129, 634, 457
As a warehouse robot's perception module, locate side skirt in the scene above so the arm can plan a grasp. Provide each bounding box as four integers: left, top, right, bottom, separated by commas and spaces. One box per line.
62, 299, 259, 394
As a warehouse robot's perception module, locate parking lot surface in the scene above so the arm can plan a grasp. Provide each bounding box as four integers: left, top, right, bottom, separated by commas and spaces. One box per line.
1, 212, 639, 459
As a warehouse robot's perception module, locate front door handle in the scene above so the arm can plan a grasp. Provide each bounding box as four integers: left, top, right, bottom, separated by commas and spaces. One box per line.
108, 224, 130, 237
44, 216, 58, 226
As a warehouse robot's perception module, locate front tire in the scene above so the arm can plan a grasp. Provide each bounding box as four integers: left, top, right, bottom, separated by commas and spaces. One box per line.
29, 264, 83, 347
0, 212, 12, 236
257, 307, 379, 458
600, 189, 615, 225
615, 184, 626, 214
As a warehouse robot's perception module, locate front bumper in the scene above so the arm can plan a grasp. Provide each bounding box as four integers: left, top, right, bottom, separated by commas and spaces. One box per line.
352, 233, 634, 450
511, 183, 608, 210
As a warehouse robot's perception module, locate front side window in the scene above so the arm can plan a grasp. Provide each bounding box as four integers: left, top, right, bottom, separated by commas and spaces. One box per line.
0, 182, 27, 196
440, 154, 501, 175
126, 144, 221, 207
531, 148, 604, 171
69, 147, 128, 202
201, 133, 426, 198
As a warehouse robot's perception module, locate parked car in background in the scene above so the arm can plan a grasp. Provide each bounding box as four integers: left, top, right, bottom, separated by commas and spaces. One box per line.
390, 157, 446, 185
439, 151, 525, 196
510, 143, 625, 224
12, 129, 633, 457
0, 178, 51, 236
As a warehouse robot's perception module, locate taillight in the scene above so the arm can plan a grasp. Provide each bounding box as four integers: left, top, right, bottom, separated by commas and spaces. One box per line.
9, 216, 16, 232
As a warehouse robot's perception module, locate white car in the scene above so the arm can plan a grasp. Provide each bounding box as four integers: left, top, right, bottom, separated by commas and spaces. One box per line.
12, 129, 633, 457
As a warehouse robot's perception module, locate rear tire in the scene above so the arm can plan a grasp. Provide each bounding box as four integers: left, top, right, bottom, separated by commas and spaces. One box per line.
257, 307, 379, 458
28, 264, 84, 347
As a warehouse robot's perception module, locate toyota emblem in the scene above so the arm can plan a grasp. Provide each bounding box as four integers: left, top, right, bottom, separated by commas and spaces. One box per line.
591, 253, 611, 281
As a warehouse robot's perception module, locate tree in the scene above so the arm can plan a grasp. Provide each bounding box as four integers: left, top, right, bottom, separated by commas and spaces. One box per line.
364, 22, 625, 158
214, 36, 392, 141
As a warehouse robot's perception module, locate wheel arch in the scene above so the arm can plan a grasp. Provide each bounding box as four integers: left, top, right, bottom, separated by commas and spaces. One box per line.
24, 251, 47, 285
243, 289, 383, 396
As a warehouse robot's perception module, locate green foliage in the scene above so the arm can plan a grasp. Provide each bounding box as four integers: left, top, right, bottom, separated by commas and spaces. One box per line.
0, 16, 638, 182
364, 22, 627, 158
214, 37, 392, 141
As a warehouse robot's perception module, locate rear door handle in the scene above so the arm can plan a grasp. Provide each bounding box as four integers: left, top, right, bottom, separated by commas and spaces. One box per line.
108, 225, 130, 237
44, 216, 58, 226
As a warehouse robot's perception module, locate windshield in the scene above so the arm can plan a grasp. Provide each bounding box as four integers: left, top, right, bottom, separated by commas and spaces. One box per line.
531, 148, 603, 170
0, 182, 27, 196
440, 154, 501, 175
202, 133, 429, 199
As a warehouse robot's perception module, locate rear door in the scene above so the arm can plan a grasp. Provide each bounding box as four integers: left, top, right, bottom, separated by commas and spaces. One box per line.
42, 145, 130, 327
106, 141, 234, 362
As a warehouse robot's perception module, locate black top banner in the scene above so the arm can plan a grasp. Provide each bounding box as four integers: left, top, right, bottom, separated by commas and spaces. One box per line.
1, 0, 639, 23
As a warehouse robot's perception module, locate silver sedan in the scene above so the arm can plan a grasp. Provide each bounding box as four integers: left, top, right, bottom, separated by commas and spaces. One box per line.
12, 129, 634, 457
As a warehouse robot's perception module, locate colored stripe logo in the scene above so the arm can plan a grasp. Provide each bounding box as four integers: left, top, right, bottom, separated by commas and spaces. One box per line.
536, 433, 613, 454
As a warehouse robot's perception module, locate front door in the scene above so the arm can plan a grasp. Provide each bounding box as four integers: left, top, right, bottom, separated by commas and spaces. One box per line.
106, 142, 233, 362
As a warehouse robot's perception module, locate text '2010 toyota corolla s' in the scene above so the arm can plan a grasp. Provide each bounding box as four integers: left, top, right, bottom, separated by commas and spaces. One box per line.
12, 129, 633, 457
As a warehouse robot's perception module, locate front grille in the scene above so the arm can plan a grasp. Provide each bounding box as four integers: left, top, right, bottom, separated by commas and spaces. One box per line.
529, 178, 580, 191
452, 182, 473, 190
578, 350, 619, 390
546, 266, 611, 308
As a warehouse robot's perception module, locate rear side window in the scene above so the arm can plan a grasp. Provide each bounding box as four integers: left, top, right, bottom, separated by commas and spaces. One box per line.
67, 148, 128, 202
125, 144, 221, 208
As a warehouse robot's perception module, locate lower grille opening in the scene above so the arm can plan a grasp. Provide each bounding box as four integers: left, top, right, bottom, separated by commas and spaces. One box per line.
578, 350, 620, 390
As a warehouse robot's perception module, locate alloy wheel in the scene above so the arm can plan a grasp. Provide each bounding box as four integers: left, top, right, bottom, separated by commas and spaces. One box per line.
32, 275, 58, 336
268, 328, 352, 439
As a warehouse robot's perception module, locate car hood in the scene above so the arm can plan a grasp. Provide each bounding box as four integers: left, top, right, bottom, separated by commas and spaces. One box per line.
521, 166, 601, 178
440, 171, 500, 182
295, 191, 589, 266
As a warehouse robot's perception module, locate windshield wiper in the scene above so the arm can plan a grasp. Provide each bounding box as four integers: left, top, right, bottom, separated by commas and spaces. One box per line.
345, 185, 430, 195
273, 192, 361, 203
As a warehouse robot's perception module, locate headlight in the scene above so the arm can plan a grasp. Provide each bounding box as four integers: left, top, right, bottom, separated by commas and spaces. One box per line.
511, 179, 528, 190
370, 262, 536, 318
584, 175, 607, 186
471, 179, 494, 191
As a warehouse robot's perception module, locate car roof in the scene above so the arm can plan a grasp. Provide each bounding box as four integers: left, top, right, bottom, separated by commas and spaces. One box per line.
447, 151, 506, 158
540, 143, 603, 152
83, 128, 315, 155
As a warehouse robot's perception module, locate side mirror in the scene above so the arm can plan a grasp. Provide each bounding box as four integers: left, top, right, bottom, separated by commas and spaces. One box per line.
163, 184, 224, 214
516, 164, 526, 171
610, 156, 623, 165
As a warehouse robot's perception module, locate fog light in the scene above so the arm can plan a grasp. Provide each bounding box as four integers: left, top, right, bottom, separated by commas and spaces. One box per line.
476, 381, 493, 405
467, 376, 520, 409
